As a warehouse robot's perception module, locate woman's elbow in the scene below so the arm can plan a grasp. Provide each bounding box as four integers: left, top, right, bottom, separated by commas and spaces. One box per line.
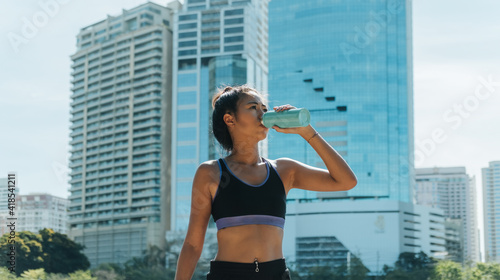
344, 176, 358, 191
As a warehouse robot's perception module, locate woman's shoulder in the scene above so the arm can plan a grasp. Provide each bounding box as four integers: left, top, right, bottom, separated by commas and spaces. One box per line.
267, 157, 298, 169
265, 157, 299, 178
195, 159, 221, 184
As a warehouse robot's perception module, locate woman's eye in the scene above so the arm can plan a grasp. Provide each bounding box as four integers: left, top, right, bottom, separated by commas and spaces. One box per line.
251, 106, 267, 112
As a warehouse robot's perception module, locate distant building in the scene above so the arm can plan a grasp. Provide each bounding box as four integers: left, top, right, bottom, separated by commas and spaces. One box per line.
482, 161, 500, 262
16, 193, 69, 234
283, 200, 446, 277
415, 167, 480, 263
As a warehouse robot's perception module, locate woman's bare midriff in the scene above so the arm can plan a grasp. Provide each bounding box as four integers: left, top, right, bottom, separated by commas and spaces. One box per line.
214, 224, 284, 263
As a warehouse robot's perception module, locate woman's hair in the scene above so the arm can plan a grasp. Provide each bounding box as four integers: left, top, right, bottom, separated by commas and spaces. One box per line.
211, 85, 265, 152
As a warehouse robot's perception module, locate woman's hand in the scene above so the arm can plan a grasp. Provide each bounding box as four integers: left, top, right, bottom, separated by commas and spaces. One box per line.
272, 104, 316, 139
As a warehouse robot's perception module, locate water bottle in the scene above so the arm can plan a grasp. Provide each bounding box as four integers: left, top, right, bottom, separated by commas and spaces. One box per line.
262, 108, 310, 128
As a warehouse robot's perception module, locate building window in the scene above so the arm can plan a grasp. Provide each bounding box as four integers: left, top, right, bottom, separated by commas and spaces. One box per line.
178, 58, 197, 70
126, 18, 138, 31
224, 27, 243, 34
178, 49, 197, 56
178, 73, 197, 88
224, 35, 243, 43
179, 14, 198, 21
224, 45, 243, 52
179, 22, 198, 30
224, 9, 243, 16
179, 31, 197, 39
179, 40, 197, 48
224, 18, 243, 25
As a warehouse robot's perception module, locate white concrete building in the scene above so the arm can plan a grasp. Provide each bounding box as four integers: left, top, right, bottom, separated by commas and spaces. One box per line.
282, 200, 446, 277
17, 193, 69, 234
483, 161, 500, 262
415, 167, 480, 263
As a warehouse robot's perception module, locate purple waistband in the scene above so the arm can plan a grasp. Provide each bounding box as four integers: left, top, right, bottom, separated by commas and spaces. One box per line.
215, 215, 285, 230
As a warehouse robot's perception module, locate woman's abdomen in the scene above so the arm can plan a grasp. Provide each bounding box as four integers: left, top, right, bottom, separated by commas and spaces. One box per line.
214, 224, 284, 262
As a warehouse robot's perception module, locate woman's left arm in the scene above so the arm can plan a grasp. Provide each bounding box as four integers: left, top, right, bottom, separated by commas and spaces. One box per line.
272, 105, 357, 192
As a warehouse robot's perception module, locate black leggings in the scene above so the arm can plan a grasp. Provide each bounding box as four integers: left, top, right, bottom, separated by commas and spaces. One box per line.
206, 258, 291, 280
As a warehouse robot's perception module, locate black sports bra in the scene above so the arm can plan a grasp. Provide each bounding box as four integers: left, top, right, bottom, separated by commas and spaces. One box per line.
211, 157, 287, 230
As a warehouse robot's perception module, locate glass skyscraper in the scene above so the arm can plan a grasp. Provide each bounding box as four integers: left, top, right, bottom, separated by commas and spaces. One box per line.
68, 2, 177, 267
171, 0, 269, 231
268, 0, 414, 202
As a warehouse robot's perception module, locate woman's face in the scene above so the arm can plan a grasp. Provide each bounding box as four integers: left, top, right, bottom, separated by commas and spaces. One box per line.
226, 91, 269, 141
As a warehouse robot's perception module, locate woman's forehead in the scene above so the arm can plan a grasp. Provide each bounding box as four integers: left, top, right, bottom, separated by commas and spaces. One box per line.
241, 92, 267, 105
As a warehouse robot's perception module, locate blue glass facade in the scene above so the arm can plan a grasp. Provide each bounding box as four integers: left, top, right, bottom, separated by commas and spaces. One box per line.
268, 0, 414, 202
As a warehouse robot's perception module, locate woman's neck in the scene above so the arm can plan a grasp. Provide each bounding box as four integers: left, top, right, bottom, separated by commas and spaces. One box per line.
225, 154, 262, 166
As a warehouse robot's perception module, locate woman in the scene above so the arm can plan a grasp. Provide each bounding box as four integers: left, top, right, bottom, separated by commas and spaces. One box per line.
174, 85, 357, 280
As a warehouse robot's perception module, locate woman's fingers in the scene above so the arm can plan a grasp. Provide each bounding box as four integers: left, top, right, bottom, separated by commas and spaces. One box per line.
273, 104, 296, 112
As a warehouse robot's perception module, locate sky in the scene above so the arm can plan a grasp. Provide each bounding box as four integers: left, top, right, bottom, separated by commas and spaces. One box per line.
1, 0, 499, 259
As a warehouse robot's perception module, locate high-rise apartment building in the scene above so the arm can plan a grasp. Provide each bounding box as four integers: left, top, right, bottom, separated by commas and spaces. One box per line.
171, 0, 269, 231
68, 2, 178, 267
268, 0, 414, 202
17, 193, 69, 234
415, 167, 480, 263
483, 161, 500, 262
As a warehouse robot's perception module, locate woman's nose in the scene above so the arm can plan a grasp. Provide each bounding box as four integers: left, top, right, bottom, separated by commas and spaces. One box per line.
258, 108, 266, 117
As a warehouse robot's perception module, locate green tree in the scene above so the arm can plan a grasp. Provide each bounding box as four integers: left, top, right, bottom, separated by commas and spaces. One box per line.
91, 263, 124, 280
0, 266, 18, 279
287, 264, 304, 280
67, 270, 97, 280
431, 260, 463, 280
469, 262, 500, 280
121, 245, 176, 280
348, 256, 370, 280
383, 251, 436, 280
0, 231, 44, 276
123, 256, 168, 280
20, 268, 47, 280
297, 256, 368, 280
307, 266, 337, 280
39, 228, 90, 274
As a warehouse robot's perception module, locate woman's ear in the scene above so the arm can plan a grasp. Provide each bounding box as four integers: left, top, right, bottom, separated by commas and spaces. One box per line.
223, 112, 235, 127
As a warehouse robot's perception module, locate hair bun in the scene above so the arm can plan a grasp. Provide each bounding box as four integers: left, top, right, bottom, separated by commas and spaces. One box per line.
222, 86, 233, 93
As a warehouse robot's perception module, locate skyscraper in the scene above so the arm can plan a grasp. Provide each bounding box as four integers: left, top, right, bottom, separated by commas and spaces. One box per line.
268, 0, 414, 202
268, 0, 415, 274
171, 0, 269, 231
415, 167, 480, 263
68, 2, 178, 267
483, 160, 500, 262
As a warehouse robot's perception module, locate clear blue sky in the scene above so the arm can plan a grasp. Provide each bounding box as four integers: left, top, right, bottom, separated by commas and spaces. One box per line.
1, 0, 499, 258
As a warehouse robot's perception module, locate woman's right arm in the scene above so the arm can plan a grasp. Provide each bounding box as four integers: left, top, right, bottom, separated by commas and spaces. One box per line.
174, 162, 215, 280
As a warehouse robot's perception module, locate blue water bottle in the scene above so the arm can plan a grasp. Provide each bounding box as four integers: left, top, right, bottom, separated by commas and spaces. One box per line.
262, 108, 310, 128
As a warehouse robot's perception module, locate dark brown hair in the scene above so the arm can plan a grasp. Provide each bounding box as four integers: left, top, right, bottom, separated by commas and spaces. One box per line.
211, 85, 265, 152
